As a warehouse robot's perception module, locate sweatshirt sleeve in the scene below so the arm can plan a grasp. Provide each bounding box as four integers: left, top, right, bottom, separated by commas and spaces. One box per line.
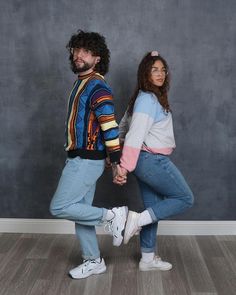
120, 93, 157, 172
119, 111, 129, 144
90, 83, 121, 163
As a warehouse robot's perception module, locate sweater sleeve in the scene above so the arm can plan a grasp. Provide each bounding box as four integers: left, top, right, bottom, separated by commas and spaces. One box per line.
90, 84, 121, 163
120, 93, 157, 172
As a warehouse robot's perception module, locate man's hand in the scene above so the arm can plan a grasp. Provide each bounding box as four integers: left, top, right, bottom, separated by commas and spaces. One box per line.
105, 157, 111, 169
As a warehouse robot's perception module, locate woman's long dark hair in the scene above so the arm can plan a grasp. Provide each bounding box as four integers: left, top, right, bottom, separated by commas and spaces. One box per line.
66, 30, 110, 75
127, 52, 170, 116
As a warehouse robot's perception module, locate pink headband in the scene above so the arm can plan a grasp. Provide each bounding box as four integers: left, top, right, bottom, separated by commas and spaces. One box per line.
151, 51, 159, 57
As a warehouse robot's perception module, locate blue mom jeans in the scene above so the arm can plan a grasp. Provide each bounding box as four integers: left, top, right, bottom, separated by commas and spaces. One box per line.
134, 151, 194, 253
50, 157, 106, 260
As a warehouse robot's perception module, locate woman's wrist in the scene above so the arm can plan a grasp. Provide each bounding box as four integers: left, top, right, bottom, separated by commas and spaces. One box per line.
119, 165, 128, 175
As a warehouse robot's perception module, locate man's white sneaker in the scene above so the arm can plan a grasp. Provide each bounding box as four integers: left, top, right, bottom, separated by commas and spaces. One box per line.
139, 256, 172, 271
69, 258, 106, 279
124, 211, 141, 244
105, 206, 128, 246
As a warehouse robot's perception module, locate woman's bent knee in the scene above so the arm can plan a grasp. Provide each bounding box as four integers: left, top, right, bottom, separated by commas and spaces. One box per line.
185, 191, 194, 208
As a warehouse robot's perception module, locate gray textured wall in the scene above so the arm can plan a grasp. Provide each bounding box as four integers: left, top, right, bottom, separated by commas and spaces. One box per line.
0, 0, 235, 220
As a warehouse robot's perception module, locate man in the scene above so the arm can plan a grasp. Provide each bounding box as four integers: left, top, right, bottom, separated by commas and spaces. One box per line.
50, 30, 127, 279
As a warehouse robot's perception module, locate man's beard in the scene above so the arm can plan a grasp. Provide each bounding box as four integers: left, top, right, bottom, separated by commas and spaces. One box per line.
71, 60, 94, 74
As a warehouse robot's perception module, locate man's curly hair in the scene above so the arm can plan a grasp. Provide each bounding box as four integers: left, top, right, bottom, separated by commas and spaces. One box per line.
127, 52, 170, 116
66, 30, 110, 75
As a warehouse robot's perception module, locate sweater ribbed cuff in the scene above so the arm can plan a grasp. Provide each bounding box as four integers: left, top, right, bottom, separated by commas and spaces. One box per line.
109, 150, 121, 164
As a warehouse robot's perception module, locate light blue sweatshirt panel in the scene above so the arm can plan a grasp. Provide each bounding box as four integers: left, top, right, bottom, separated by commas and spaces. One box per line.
134, 91, 168, 122
133, 91, 157, 119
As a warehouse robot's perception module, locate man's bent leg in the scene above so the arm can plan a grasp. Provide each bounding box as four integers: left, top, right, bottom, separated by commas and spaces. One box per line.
50, 157, 105, 225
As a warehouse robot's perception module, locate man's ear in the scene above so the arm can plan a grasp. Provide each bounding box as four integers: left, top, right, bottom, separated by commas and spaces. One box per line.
96, 57, 101, 64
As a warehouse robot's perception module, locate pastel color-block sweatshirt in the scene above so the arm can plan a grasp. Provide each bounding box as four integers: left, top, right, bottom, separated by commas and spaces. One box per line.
65, 71, 120, 163
119, 91, 176, 172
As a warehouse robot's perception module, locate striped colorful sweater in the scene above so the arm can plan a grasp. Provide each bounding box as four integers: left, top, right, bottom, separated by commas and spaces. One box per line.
65, 71, 121, 163
119, 91, 176, 172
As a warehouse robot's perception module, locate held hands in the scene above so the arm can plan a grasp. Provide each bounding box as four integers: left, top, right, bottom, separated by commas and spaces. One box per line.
112, 164, 128, 186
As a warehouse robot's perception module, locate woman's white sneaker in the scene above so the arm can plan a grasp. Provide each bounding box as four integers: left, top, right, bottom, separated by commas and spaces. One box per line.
139, 256, 172, 271
69, 258, 106, 279
124, 211, 141, 244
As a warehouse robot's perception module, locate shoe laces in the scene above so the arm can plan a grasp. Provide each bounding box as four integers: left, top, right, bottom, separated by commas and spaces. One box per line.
104, 220, 113, 235
83, 259, 95, 266
81, 259, 99, 271
154, 255, 161, 262
104, 209, 116, 235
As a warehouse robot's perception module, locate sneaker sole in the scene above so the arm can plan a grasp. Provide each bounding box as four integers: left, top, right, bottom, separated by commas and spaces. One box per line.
139, 265, 172, 272
113, 227, 125, 247
124, 211, 139, 244
113, 206, 128, 247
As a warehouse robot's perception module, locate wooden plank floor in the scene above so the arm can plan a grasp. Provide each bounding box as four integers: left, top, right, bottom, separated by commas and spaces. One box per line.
0, 234, 236, 295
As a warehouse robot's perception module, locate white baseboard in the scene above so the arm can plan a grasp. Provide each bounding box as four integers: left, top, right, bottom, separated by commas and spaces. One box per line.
0, 219, 236, 235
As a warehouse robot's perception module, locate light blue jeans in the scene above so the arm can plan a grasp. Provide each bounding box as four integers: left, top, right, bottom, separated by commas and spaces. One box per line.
50, 157, 106, 260
134, 151, 194, 253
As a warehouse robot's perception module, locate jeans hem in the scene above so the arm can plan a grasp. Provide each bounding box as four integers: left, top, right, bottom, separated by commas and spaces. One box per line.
101, 208, 108, 222
141, 247, 155, 253
82, 253, 101, 260
147, 207, 158, 222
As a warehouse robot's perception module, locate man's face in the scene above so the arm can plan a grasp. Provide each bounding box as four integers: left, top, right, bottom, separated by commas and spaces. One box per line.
71, 48, 100, 74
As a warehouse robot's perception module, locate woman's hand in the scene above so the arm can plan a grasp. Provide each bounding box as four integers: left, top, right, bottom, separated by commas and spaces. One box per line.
113, 165, 128, 186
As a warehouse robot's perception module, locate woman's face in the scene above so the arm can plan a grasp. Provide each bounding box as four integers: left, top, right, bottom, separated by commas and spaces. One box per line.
149, 60, 167, 87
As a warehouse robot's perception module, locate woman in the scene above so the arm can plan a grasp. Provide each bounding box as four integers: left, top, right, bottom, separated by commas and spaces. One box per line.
115, 51, 194, 271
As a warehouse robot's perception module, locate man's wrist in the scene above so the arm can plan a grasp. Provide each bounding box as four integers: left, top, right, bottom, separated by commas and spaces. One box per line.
111, 161, 120, 168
